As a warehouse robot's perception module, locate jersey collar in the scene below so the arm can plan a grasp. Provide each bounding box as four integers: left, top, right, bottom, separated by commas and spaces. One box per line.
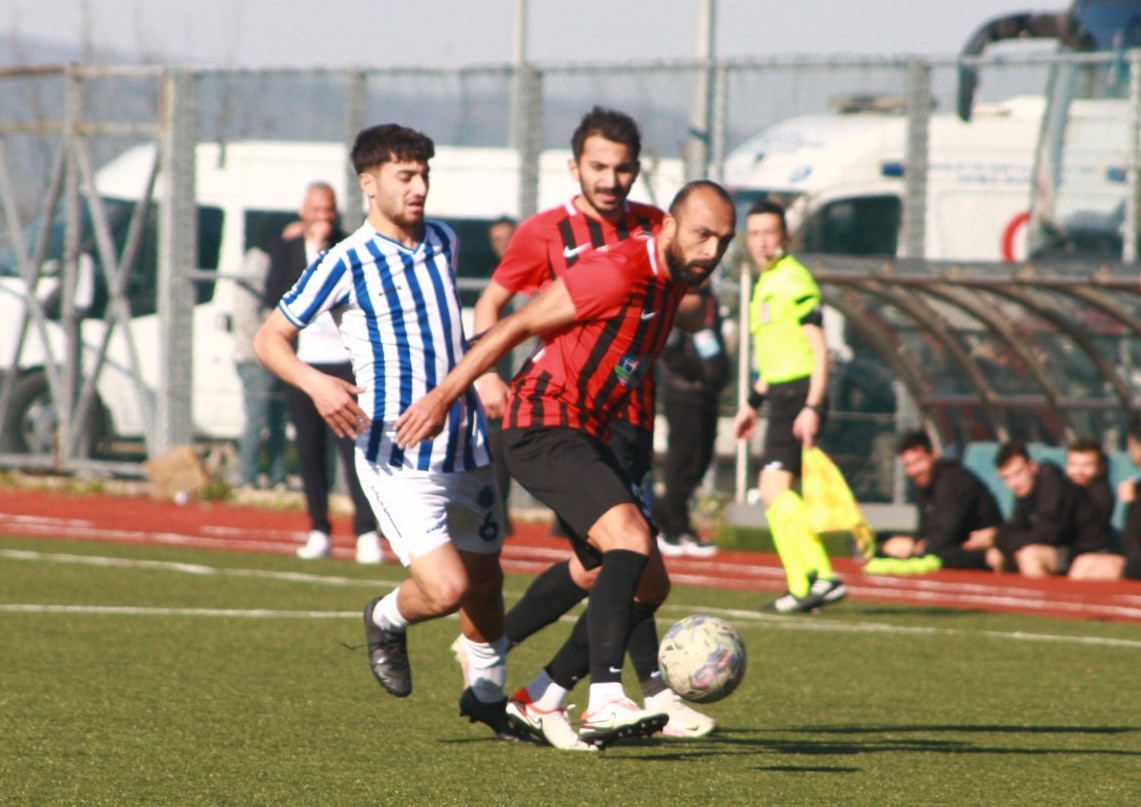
646, 236, 662, 277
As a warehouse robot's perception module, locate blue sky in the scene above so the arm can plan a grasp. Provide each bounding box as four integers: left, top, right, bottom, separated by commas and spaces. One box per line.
2, 0, 1043, 68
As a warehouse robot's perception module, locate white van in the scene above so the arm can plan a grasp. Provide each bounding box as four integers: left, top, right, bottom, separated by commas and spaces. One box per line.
0, 139, 683, 457
723, 95, 1045, 262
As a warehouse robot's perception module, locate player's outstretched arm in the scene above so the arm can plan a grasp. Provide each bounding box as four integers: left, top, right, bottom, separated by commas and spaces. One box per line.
395, 279, 577, 448
254, 309, 368, 439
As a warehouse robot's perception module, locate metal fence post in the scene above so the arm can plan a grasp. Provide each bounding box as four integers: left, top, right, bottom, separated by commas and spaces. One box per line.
709, 62, 728, 184
901, 58, 931, 260
514, 65, 542, 221
1124, 48, 1141, 264
342, 70, 367, 232
154, 69, 198, 457
57, 69, 84, 465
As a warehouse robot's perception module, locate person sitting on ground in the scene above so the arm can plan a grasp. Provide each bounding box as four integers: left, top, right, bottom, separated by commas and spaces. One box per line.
1062, 438, 1126, 580
879, 430, 1002, 571
986, 440, 1105, 577
1114, 417, 1141, 581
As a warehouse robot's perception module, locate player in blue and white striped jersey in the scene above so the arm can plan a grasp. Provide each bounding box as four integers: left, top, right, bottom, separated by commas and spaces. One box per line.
279, 215, 490, 473
255, 123, 519, 742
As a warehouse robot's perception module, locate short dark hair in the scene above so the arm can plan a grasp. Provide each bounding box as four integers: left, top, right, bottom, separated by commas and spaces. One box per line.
897, 430, 933, 455
668, 179, 734, 217
488, 215, 516, 230
995, 440, 1030, 469
351, 123, 435, 174
1068, 437, 1107, 466
570, 106, 642, 161
746, 200, 789, 236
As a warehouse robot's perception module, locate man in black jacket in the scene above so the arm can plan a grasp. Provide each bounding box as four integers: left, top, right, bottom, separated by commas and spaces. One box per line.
988, 440, 1105, 577
881, 431, 1002, 570
263, 182, 381, 564
653, 283, 728, 558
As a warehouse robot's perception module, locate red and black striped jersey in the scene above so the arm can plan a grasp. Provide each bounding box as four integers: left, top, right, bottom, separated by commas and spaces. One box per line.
505, 236, 685, 440
493, 197, 664, 431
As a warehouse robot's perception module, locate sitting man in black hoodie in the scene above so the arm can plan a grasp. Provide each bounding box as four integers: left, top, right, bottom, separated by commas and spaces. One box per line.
986, 440, 1109, 577
880, 431, 1003, 570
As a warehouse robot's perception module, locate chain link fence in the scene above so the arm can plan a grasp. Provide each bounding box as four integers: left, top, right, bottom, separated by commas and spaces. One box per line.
2, 52, 1139, 504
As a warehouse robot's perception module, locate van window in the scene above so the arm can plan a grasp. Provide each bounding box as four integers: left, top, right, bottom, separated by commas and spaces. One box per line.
0, 198, 224, 317
798, 196, 901, 256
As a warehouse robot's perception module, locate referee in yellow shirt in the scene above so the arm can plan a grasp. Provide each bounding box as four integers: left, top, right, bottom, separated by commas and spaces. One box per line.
733, 201, 847, 613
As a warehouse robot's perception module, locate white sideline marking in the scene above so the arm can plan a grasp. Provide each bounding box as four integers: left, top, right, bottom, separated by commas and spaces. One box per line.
3, 548, 1139, 650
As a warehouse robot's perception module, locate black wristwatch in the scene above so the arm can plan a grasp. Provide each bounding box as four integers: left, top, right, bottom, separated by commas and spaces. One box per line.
747, 389, 766, 410
804, 402, 826, 416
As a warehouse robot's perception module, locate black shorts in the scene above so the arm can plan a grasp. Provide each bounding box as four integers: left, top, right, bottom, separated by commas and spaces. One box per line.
761, 377, 826, 478
503, 425, 646, 569
548, 419, 655, 540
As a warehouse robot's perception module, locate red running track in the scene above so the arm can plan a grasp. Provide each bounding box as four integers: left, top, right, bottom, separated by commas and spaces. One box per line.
2, 487, 1140, 623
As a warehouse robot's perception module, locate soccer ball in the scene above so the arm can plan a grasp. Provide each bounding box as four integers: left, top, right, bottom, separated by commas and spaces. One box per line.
657, 615, 747, 703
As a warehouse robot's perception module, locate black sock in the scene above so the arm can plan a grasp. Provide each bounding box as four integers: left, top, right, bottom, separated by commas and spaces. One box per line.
546, 609, 591, 691
504, 559, 588, 646
588, 549, 647, 685
629, 601, 667, 697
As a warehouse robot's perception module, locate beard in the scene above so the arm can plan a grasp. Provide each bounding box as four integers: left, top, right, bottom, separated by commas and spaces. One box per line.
665, 239, 716, 286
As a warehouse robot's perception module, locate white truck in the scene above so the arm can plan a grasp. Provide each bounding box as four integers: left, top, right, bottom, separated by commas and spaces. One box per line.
0, 139, 684, 457
723, 95, 1046, 262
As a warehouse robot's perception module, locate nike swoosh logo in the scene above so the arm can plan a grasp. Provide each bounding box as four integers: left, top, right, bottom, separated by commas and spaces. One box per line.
640, 311, 658, 320
563, 243, 591, 260
608, 666, 622, 674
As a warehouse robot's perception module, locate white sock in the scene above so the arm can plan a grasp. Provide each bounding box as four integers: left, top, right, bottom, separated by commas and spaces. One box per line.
528, 670, 569, 712
587, 682, 625, 713
462, 635, 507, 703
370, 591, 409, 632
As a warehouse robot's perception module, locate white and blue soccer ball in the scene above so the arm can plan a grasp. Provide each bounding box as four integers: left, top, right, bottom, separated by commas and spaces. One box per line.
658, 615, 747, 703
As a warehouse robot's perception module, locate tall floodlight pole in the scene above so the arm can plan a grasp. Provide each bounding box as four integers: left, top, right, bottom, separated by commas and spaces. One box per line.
685, 0, 716, 181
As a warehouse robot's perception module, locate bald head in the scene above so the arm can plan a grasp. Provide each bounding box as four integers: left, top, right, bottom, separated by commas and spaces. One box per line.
660, 180, 736, 285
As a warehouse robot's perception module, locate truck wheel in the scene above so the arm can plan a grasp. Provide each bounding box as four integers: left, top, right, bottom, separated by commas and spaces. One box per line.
0, 371, 109, 457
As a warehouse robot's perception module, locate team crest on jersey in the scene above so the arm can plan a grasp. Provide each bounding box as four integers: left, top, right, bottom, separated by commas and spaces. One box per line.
615, 354, 645, 387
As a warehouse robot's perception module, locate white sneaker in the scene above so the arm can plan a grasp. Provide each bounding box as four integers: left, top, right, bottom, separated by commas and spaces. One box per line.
355, 531, 383, 565
656, 534, 687, 557
506, 690, 597, 751
579, 696, 668, 747
296, 530, 332, 560
645, 688, 717, 738
679, 533, 718, 558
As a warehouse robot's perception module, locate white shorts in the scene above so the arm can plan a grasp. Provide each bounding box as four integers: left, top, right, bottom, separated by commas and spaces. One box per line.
354, 456, 505, 567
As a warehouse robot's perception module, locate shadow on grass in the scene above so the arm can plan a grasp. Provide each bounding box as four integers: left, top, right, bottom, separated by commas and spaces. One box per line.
855, 606, 984, 618
704, 723, 1141, 759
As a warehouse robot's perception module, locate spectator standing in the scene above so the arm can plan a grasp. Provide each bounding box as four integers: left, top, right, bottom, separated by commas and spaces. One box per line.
483, 215, 517, 530
231, 247, 288, 490
654, 281, 728, 557
263, 182, 382, 565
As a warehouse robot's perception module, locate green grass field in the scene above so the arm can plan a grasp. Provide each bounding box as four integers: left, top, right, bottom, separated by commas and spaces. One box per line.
2, 534, 1139, 807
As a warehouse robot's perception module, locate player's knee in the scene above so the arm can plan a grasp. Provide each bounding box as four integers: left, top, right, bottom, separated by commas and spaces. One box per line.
1014, 546, 1054, 578
423, 573, 469, 614
570, 563, 599, 591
